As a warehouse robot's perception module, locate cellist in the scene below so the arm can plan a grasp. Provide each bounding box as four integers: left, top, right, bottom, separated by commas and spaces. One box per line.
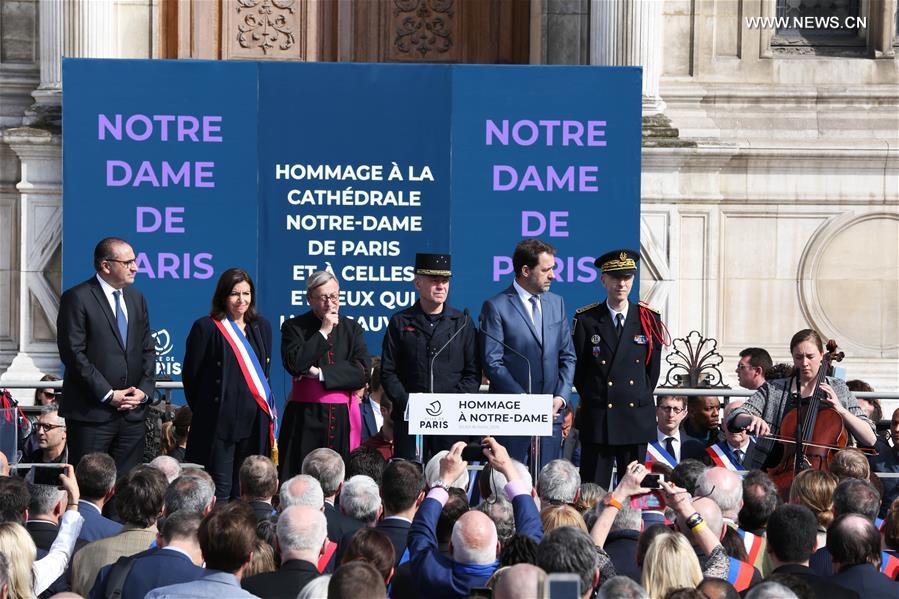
725, 329, 876, 471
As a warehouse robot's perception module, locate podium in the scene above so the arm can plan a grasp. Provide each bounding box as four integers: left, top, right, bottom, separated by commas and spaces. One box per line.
407, 393, 553, 477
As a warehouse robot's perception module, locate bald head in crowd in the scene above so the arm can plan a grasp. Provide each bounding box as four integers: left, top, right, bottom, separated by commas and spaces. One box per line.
493, 564, 546, 599
450, 511, 499, 565
279, 474, 324, 510
686, 497, 724, 542
696, 467, 743, 521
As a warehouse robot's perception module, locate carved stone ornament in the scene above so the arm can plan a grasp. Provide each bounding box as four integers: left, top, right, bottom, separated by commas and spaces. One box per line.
393, 0, 454, 57
662, 330, 730, 389
236, 0, 296, 55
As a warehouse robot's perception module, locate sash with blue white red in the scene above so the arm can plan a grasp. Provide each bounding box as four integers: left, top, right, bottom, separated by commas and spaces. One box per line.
736, 527, 765, 565
726, 556, 755, 591
881, 550, 899, 579
706, 442, 741, 472
213, 318, 278, 454
645, 440, 678, 468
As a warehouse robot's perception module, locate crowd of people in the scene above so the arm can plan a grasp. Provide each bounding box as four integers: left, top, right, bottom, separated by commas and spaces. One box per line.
0, 236, 896, 598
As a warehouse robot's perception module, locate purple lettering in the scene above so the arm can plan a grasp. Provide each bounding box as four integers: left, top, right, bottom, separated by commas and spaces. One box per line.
177, 116, 200, 142
547, 166, 575, 191
153, 115, 176, 141
136, 207, 162, 232
165, 207, 185, 233
132, 161, 161, 187
194, 162, 215, 188
203, 116, 223, 142
106, 160, 131, 186
521, 211, 546, 236
485, 119, 508, 145
493, 165, 517, 191
493, 256, 513, 281
193, 253, 214, 279
587, 121, 607, 146
517, 166, 545, 191
161, 161, 190, 187
578, 166, 598, 192
511, 120, 538, 146
548, 211, 569, 237
98, 114, 122, 141
562, 121, 585, 146
125, 115, 153, 141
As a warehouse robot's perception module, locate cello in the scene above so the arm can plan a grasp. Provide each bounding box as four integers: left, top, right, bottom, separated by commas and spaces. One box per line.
768, 339, 850, 499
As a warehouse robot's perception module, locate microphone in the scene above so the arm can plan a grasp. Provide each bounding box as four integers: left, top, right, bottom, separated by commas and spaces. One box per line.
478, 313, 532, 395
429, 308, 471, 394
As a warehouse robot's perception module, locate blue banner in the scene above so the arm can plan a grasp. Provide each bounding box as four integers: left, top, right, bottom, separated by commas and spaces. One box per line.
62, 59, 641, 410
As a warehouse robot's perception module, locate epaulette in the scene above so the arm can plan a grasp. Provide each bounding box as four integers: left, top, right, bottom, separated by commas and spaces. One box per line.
575, 302, 600, 314
638, 300, 660, 314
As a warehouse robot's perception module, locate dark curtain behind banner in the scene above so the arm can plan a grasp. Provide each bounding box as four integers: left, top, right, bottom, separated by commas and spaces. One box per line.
62, 59, 642, 413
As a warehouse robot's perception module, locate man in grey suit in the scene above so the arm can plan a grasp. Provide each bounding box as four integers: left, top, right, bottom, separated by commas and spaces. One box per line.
480, 239, 576, 467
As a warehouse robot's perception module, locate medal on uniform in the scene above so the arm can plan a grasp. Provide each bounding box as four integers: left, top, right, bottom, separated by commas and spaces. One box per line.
592, 345, 601, 357
633, 335, 647, 344
591, 334, 601, 344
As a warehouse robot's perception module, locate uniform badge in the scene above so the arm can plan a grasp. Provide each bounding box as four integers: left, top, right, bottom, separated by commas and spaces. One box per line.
592, 345, 601, 357
591, 334, 601, 344
633, 335, 648, 344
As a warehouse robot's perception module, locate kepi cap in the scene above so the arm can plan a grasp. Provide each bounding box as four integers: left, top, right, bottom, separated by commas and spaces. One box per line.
415, 253, 452, 277
595, 249, 639, 276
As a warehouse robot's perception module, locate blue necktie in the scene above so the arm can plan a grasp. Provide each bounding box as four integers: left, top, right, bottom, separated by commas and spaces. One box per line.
113, 290, 128, 346
529, 295, 542, 343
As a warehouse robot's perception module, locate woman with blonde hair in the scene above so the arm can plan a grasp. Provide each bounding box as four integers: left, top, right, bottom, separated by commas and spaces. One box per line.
0, 522, 36, 599
540, 504, 588, 533
641, 530, 703, 599
789, 469, 837, 549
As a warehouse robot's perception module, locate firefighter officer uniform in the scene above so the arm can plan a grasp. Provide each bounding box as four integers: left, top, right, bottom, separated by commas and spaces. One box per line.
572, 249, 665, 488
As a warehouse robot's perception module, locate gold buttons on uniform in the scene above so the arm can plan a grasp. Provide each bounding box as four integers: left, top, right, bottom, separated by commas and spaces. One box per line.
629, 380, 634, 385
608, 381, 613, 387
635, 359, 640, 363
607, 403, 613, 408
601, 360, 607, 365
629, 402, 635, 407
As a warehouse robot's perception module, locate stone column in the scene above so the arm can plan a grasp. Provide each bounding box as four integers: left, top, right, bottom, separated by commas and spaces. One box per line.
26, 0, 115, 125
591, 0, 665, 115
0, 128, 63, 403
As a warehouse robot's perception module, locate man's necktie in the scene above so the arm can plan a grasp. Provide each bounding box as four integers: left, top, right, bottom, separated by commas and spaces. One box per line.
529, 295, 542, 343
734, 449, 745, 466
113, 290, 128, 346
665, 437, 676, 460
615, 312, 624, 338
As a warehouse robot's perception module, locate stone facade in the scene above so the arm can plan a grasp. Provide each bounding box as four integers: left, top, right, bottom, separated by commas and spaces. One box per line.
0, 0, 896, 402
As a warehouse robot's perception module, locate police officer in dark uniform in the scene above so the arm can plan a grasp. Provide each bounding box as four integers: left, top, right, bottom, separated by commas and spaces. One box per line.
573, 249, 665, 487
380, 253, 481, 460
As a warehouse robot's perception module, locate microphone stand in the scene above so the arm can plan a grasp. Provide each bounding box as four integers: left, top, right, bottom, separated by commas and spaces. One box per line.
477, 315, 541, 479
420, 308, 471, 463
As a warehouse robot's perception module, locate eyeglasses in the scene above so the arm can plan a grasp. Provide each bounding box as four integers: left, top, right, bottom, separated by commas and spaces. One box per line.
310, 293, 340, 303
40, 391, 56, 399
657, 406, 685, 414
106, 258, 137, 268
736, 363, 753, 371
34, 423, 65, 432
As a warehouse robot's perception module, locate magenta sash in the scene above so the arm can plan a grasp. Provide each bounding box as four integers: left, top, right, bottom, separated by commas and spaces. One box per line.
290, 377, 361, 451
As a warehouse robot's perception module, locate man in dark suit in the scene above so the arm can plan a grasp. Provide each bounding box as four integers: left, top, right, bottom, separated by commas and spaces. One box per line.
242, 505, 324, 599
572, 249, 665, 487
382, 253, 480, 460
337, 459, 425, 566
25, 483, 68, 550
75, 453, 122, 542
238, 455, 278, 522
57, 237, 155, 476
828, 514, 899, 598
89, 510, 206, 599
480, 239, 576, 467
763, 504, 858, 599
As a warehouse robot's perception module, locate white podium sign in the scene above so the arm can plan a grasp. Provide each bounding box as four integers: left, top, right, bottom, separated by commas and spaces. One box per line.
407, 393, 553, 437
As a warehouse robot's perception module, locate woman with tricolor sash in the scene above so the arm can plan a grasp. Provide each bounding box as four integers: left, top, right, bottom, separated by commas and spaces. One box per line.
182, 268, 275, 501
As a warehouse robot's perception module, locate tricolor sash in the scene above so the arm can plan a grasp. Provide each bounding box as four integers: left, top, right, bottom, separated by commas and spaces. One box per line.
291, 376, 362, 452
645, 440, 678, 468
881, 551, 899, 579
736, 528, 765, 565
213, 318, 277, 450
706, 442, 741, 472
726, 557, 755, 591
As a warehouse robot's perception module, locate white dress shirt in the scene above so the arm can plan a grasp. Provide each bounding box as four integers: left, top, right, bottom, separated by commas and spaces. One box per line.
512, 280, 542, 326
656, 428, 681, 462
96, 273, 129, 321
370, 397, 384, 431
606, 300, 628, 325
